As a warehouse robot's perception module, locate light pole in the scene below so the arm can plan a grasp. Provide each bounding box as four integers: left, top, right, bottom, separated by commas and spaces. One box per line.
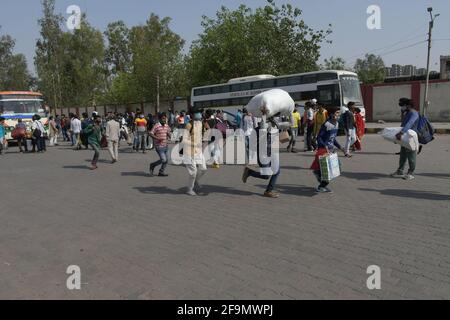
423, 7, 440, 116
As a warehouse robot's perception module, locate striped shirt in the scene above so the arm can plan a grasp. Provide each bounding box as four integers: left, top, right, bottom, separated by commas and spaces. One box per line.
151, 123, 171, 147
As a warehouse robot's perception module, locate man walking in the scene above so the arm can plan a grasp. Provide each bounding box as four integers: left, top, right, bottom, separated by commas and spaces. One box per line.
342, 102, 357, 157
105, 115, 121, 163
183, 111, 207, 196
149, 113, 172, 177
287, 107, 301, 153
70, 114, 82, 150
391, 98, 420, 181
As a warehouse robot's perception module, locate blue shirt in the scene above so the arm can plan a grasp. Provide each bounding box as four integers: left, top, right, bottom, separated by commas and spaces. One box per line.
0, 124, 5, 138
401, 109, 419, 134
317, 120, 342, 150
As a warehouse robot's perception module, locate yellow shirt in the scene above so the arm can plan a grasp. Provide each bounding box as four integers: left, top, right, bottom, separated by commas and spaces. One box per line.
291, 112, 301, 128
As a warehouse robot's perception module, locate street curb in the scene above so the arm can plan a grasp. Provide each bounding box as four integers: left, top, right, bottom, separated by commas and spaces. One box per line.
365, 128, 450, 134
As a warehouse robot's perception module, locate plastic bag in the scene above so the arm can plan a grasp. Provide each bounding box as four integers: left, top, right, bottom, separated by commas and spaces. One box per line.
245, 89, 295, 118
380, 127, 419, 151
319, 153, 341, 182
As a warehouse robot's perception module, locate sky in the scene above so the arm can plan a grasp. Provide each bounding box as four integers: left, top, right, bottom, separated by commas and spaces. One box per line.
1, 0, 449, 75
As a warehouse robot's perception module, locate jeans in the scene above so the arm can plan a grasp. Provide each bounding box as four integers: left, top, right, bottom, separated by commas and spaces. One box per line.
287, 128, 298, 150
248, 168, 280, 193
136, 132, 146, 152
151, 146, 169, 174
398, 147, 417, 174
18, 137, 28, 152
345, 128, 357, 154
91, 144, 100, 165
306, 123, 315, 151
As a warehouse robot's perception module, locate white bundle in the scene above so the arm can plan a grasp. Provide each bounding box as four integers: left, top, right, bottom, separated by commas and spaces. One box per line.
245, 89, 295, 118
380, 127, 420, 151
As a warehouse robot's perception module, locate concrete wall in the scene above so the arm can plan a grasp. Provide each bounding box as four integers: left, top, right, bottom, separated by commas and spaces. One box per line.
363, 79, 450, 122
420, 82, 450, 121
372, 85, 410, 121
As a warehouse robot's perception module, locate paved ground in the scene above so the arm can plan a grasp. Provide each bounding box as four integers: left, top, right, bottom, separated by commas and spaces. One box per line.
0, 134, 449, 300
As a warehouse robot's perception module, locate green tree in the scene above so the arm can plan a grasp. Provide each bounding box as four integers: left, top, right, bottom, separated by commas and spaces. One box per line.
0, 28, 31, 90
35, 0, 65, 109
322, 56, 348, 71
354, 54, 385, 84
104, 21, 131, 76
188, 0, 332, 86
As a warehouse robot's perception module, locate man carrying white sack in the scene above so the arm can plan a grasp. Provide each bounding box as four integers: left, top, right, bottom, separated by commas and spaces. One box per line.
390, 98, 420, 181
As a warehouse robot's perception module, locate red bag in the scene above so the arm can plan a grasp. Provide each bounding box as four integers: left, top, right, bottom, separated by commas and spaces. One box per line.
101, 135, 108, 148
11, 128, 26, 139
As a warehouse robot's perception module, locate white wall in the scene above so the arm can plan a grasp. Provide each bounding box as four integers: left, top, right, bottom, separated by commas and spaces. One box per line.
373, 85, 410, 121
420, 82, 450, 121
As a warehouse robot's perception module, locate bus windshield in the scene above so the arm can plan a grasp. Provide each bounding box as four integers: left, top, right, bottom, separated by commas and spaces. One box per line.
340, 75, 363, 106
0, 100, 44, 114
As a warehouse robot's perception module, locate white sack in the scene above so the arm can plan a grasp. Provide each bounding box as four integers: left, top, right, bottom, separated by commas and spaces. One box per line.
245, 89, 295, 118
380, 127, 420, 151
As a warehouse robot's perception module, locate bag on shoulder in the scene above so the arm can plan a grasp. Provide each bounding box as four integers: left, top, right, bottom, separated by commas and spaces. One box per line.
416, 115, 434, 145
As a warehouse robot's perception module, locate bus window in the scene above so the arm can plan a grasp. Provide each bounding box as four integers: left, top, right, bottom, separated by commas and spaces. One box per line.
317, 84, 341, 106
287, 76, 302, 86
318, 73, 338, 82
340, 75, 363, 106
241, 82, 251, 91
262, 79, 275, 88
194, 89, 203, 96
302, 74, 317, 84
301, 91, 317, 101
277, 78, 289, 87
252, 81, 263, 89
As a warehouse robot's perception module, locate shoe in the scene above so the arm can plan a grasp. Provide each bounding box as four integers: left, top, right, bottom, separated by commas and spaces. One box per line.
390, 171, 404, 178
323, 187, 334, 194
344, 154, 353, 158
242, 167, 250, 184
291, 149, 299, 153
287, 147, 291, 153
149, 165, 155, 176
111, 159, 117, 164
418, 145, 423, 155
403, 174, 415, 181
158, 173, 169, 177
90, 165, 98, 170
186, 190, 197, 196
264, 191, 280, 198
316, 187, 327, 193
212, 163, 220, 169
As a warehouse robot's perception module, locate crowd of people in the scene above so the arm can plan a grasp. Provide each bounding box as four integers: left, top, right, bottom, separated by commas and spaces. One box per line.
0, 97, 422, 197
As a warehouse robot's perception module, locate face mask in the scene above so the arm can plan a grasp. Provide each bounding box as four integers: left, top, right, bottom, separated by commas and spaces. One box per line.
401, 106, 407, 112
160, 120, 167, 125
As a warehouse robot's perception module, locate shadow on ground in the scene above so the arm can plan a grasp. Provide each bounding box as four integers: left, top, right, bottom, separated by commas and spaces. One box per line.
359, 188, 450, 201
256, 184, 318, 197
134, 185, 255, 196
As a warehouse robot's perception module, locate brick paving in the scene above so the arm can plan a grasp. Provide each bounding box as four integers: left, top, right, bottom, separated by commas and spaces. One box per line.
0, 134, 449, 299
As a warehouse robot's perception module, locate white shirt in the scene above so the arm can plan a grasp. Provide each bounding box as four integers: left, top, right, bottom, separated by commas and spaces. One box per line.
32, 120, 45, 137
70, 118, 82, 134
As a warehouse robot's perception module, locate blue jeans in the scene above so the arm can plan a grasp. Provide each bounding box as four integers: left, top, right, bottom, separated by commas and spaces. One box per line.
248, 168, 280, 192
150, 146, 169, 174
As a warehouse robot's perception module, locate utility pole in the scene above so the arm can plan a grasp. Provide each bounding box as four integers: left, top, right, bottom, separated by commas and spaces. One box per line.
156, 75, 160, 114
423, 7, 440, 116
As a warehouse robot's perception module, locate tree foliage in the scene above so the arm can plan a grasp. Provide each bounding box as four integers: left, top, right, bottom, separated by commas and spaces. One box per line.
0, 27, 31, 91
321, 56, 348, 71
188, 0, 332, 86
354, 54, 385, 84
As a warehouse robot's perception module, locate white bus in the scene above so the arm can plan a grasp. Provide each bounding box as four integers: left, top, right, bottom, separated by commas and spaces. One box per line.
191, 70, 364, 118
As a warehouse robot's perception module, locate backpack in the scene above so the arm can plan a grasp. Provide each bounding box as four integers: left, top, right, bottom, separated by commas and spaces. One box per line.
416, 115, 435, 145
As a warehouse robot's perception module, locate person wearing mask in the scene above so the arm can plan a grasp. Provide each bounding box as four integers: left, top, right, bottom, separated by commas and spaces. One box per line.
287, 107, 301, 153
242, 116, 281, 198
149, 113, 172, 177
0, 117, 6, 155
342, 102, 357, 157
390, 98, 420, 181
184, 111, 207, 196
83, 118, 103, 170
15, 119, 28, 153
134, 113, 148, 153
311, 108, 345, 193
105, 115, 121, 163
48, 116, 59, 147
